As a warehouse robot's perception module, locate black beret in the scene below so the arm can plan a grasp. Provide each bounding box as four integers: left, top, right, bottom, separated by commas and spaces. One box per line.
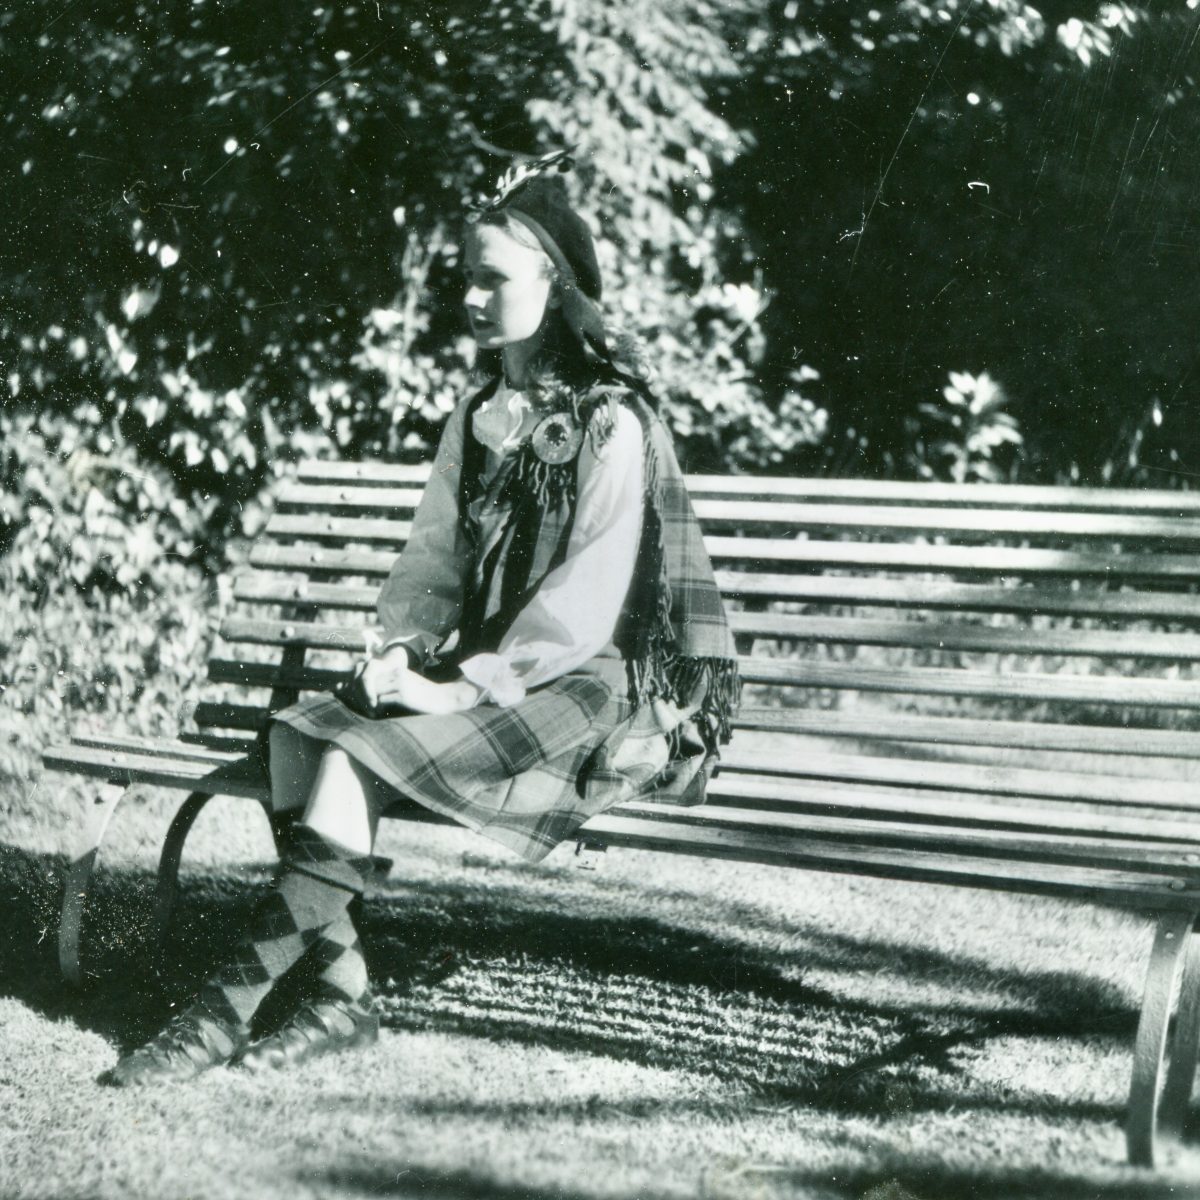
500, 176, 603, 302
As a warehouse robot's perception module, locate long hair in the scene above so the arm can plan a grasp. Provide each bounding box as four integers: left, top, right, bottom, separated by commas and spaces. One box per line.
467, 212, 656, 411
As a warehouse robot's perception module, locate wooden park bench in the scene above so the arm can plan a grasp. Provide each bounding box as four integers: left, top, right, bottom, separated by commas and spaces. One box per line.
41, 461, 1200, 1167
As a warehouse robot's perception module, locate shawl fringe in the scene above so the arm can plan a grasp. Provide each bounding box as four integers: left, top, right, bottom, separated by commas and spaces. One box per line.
617, 400, 740, 760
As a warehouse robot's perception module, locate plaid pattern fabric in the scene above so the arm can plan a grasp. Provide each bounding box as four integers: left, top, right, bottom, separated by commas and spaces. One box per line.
285, 822, 376, 893
629, 403, 737, 665
273, 656, 653, 863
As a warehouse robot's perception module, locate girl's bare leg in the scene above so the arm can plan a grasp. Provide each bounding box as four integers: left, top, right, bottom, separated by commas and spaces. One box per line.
269, 725, 387, 853
299, 745, 387, 856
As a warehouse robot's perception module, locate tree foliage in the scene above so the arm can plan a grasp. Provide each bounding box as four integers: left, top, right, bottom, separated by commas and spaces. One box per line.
724, 0, 1200, 482
2, 0, 1198, 602
2, 0, 803, 577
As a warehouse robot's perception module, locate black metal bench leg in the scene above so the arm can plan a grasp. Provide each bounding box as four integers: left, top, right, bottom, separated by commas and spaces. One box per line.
58, 782, 129, 986
1127, 909, 1200, 1167
152, 791, 219, 950
1157, 924, 1200, 1145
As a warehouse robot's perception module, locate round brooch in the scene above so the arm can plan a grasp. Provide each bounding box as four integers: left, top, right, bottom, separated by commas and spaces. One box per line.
531, 412, 583, 464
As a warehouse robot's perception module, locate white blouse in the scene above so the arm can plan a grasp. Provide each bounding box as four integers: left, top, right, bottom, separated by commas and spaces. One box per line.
376, 384, 644, 707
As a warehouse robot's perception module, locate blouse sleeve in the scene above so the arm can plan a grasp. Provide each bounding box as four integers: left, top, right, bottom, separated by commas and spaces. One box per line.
458, 404, 644, 706
375, 399, 472, 667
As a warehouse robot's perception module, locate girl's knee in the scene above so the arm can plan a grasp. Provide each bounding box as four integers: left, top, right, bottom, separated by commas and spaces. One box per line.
320, 746, 352, 771
316, 747, 377, 796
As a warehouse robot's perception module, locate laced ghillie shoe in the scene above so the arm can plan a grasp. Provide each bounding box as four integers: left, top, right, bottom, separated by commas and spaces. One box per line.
107, 1011, 250, 1088
238, 995, 379, 1074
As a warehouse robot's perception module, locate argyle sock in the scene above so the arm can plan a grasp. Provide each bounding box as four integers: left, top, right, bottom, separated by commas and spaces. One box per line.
307, 909, 372, 1007
191, 825, 374, 1030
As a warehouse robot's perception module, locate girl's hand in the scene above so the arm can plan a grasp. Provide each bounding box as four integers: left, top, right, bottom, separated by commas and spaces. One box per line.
358, 644, 416, 709
375, 671, 481, 716
337, 645, 481, 717
335, 644, 416, 716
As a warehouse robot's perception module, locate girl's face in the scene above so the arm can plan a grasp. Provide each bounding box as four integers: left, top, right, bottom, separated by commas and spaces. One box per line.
463, 223, 554, 350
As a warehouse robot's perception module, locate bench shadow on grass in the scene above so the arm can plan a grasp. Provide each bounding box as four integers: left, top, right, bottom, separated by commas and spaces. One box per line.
0, 841, 283, 1048
314, 1161, 1200, 1200
319, 1164, 679, 1200
0, 841, 1162, 1127
692, 1163, 1200, 1200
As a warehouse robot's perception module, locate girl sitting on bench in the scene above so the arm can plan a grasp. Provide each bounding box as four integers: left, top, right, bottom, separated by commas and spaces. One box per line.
109, 151, 738, 1085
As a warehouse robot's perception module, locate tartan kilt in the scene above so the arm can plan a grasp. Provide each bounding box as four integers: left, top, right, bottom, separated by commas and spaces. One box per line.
270, 655, 658, 863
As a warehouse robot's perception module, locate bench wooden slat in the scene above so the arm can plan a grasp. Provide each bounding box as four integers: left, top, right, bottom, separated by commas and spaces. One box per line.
296, 461, 432, 485
706, 538, 1200, 579
248, 538, 1200, 581
232, 574, 379, 610
208, 658, 347, 691
280, 503, 1196, 550
277, 483, 424, 512
194, 701, 276, 731
729, 615, 1200, 660
720, 747, 1200, 810
707, 774, 1200, 843
219, 618, 366, 654
191, 695, 1200, 760
208, 648, 1200, 710
274, 487, 1200, 542
297, 461, 1200, 515
248, 543, 392, 575
232, 568, 1200, 626
686, 476, 1200, 514
743, 658, 1200, 708
70, 731, 248, 765
267, 513, 411, 544
695, 502, 1200, 541
41, 743, 268, 800
614, 800, 1200, 868
218, 610, 1200, 663
712, 573, 1200, 622
577, 814, 1200, 909
733, 707, 1200, 758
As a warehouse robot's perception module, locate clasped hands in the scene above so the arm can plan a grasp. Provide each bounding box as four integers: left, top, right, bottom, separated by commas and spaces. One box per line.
336, 644, 481, 718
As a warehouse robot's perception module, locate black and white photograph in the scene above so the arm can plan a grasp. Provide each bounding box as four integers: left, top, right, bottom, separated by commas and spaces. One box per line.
3, 2, 1200, 1197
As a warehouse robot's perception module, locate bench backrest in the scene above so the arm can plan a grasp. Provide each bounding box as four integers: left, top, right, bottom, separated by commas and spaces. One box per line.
206, 460, 1200, 730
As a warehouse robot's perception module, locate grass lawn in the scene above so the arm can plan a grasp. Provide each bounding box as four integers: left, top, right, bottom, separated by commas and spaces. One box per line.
3, 790, 1200, 1200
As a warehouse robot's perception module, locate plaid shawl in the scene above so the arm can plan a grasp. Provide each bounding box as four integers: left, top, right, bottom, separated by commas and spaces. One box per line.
458, 384, 740, 766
